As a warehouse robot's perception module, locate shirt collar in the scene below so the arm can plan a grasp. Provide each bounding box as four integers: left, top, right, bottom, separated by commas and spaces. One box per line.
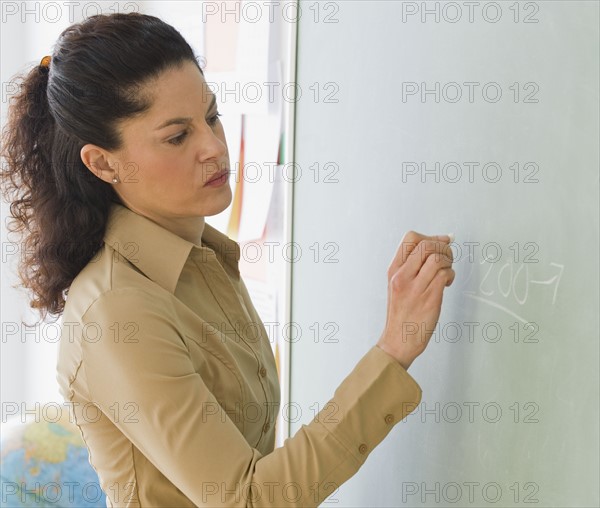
103, 202, 241, 293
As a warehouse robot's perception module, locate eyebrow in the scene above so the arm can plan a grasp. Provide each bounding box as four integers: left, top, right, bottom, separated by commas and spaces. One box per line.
154, 94, 217, 130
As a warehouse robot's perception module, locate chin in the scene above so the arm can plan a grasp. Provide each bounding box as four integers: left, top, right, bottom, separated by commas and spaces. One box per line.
202, 186, 233, 217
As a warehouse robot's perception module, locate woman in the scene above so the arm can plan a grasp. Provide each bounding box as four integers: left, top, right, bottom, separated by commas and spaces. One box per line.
0, 12, 455, 507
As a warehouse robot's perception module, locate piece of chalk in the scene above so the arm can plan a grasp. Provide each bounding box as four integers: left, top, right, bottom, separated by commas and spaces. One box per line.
447, 232, 455, 243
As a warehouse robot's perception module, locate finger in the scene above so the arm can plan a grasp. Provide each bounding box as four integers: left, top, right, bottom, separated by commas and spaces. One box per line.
424, 267, 455, 300
400, 234, 451, 265
404, 240, 453, 281
411, 245, 454, 293
445, 267, 456, 287
389, 231, 451, 276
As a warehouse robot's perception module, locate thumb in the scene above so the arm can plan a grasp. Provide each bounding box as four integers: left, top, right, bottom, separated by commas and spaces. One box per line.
433, 233, 454, 243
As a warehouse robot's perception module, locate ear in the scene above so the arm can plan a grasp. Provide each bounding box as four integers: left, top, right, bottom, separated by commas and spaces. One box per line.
80, 144, 119, 184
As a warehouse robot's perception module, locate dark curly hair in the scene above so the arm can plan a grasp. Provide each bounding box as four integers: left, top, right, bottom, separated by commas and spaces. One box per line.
1, 12, 204, 325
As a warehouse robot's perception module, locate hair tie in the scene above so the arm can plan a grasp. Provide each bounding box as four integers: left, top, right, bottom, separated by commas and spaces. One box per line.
39, 55, 51, 69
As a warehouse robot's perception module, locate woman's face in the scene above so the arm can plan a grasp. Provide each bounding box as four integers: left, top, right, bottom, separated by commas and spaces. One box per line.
90, 59, 232, 221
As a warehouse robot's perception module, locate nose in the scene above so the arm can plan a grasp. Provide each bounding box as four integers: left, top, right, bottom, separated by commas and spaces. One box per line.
196, 121, 227, 163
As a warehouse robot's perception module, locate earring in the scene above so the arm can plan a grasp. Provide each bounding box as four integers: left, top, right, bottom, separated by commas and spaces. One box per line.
112, 175, 119, 184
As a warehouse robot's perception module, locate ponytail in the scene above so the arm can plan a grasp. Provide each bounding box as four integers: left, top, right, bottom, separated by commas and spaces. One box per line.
1, 13, 200, 325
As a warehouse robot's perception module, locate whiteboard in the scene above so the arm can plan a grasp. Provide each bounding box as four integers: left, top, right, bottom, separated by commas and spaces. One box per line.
290, 1, 599, 506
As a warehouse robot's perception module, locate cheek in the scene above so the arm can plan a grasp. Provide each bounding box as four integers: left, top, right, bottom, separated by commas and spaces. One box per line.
128, 153, 178, 192
146, 153, 205, 191
127, 143, 211, 193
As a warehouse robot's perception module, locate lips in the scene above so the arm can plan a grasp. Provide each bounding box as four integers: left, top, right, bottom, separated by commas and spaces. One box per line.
205, 168, 229, 185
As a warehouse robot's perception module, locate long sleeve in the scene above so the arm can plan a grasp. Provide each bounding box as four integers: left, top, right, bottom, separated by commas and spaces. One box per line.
76, 287, 422, 507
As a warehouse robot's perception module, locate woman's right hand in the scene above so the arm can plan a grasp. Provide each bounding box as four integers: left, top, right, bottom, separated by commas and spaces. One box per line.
376, 231, 456, 370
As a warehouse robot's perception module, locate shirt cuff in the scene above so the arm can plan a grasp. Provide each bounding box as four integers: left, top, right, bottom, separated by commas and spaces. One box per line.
312, 344, 422, 468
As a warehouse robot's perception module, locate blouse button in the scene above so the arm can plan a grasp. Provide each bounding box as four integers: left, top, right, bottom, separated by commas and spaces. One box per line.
358, 443, 368, 454
263, 421, 270, 432
259, 366, 267, 377
384, 413, 394, 424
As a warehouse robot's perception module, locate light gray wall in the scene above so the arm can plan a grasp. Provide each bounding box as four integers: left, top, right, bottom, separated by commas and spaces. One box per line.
290, 2, 599, 506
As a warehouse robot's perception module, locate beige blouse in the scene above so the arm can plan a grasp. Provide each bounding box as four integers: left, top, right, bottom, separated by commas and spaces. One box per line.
56, 201, 423, 507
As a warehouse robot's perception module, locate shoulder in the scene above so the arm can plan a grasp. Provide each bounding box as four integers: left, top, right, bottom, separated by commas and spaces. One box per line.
64, 243, 172, 323
59, 284, 188, 380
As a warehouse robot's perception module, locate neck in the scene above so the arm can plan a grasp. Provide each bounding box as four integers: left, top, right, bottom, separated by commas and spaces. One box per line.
164, 215, 206, 247
120, 202, 206, 247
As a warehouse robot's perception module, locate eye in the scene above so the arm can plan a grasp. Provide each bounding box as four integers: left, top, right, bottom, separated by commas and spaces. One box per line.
208, 112, 222, 127
167, 130, 189, 146
166, 112, 222, 146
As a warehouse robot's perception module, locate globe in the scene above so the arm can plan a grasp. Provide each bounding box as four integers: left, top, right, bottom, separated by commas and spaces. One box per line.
1, 404, 106, 507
